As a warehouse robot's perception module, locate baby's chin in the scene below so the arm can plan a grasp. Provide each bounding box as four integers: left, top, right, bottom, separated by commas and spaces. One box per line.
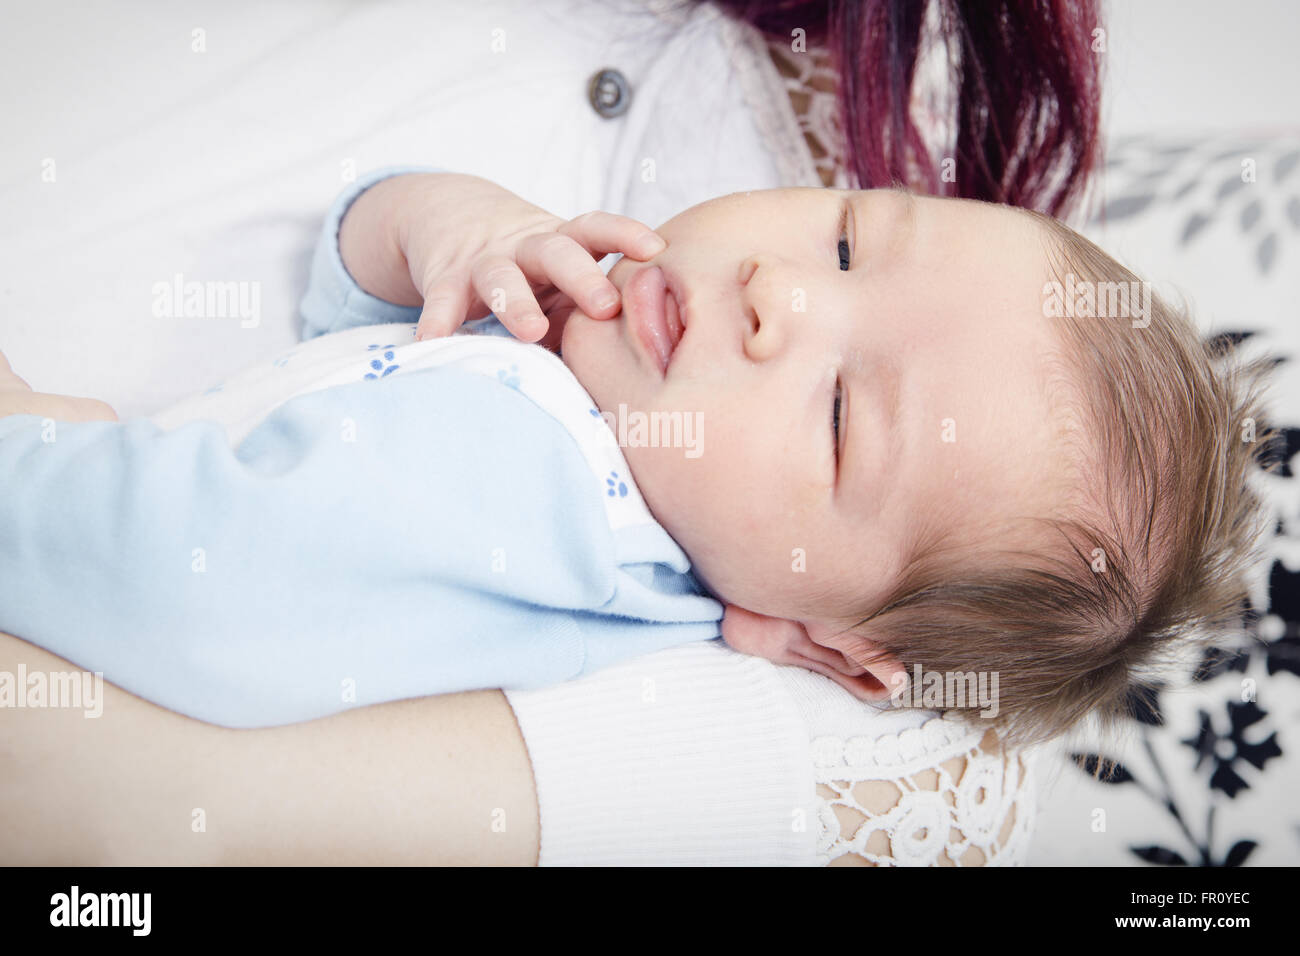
558, 304, 634, 407
557, 305, 596, 377
556, 301, 590, 351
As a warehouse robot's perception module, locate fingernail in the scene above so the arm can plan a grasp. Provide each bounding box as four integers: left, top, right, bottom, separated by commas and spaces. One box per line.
593, 290, 618, 311
637, 233, 666, 256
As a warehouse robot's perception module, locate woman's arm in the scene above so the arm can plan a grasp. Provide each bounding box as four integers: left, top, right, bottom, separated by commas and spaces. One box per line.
1, 625, 1031, 866
0, 350, 117, 423
0, 631, 539, 865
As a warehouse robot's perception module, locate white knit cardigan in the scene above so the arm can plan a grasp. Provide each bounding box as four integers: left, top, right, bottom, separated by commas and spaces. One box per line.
507, 642, 1037, 866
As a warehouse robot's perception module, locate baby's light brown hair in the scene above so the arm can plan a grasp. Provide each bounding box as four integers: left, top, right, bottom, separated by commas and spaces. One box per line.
847, 209, 1275, 751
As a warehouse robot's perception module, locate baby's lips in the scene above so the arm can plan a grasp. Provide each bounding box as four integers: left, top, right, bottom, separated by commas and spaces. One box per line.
623, 264, 680, 374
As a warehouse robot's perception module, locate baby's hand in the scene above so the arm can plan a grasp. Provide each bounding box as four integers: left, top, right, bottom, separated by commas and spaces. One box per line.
339, 173, 666, 349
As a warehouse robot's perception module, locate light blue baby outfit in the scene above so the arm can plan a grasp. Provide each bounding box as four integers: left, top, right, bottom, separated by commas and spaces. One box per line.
0, 166, 724, 728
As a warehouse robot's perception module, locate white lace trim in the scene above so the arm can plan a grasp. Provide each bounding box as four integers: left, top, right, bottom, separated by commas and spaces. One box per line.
763, 38, 851, 189
716, 15, 825, 188
812, 718, 1037, 866
711, 3, 956, 191
638, 1, 820, 188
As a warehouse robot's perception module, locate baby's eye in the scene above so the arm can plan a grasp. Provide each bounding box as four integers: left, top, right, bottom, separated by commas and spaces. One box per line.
831, 377, 842, 462
836, 200, 852, 271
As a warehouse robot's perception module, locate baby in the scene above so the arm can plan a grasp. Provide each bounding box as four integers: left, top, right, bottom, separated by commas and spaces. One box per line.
0, 166, 1270, 747
541, 172, 1270, 750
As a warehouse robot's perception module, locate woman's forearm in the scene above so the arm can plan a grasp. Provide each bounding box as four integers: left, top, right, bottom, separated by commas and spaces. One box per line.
0, 387, 118, 422
0, 351, 117, 422
0, 631, 539, 865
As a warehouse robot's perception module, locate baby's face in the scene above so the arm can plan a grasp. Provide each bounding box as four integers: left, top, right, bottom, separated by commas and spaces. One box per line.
561, 187, 1067, 630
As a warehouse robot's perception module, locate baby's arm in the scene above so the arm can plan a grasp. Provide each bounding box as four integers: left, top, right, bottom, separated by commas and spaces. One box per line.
0, 378, 437, 728
304, 166, 663, 349
0, 364, 632, 728
298, 166, 433, 340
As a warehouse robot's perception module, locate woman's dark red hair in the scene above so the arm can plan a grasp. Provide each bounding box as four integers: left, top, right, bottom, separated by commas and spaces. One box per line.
706, 0, 1104, 218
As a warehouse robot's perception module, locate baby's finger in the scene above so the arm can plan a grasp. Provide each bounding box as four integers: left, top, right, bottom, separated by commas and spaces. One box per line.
558, 210, 667, 262
514, 232, 622, 320
414, 275, 472, 341
468, 256, 548, 343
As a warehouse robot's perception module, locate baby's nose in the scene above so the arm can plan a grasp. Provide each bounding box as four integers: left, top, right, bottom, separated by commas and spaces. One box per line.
739, 255, 789, 362
737, 257, 759, 285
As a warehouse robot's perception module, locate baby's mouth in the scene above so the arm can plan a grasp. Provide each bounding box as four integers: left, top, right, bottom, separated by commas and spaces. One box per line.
624, 264, 685, 375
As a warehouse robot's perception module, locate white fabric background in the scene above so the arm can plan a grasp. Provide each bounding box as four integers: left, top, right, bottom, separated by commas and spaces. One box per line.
0, 0, 779, 417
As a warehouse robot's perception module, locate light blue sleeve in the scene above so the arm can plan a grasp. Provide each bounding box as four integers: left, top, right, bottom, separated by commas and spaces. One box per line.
0, 370, 720, 728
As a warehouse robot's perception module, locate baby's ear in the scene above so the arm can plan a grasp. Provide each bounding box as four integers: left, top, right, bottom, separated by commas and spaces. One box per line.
720, 604, 906, 702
